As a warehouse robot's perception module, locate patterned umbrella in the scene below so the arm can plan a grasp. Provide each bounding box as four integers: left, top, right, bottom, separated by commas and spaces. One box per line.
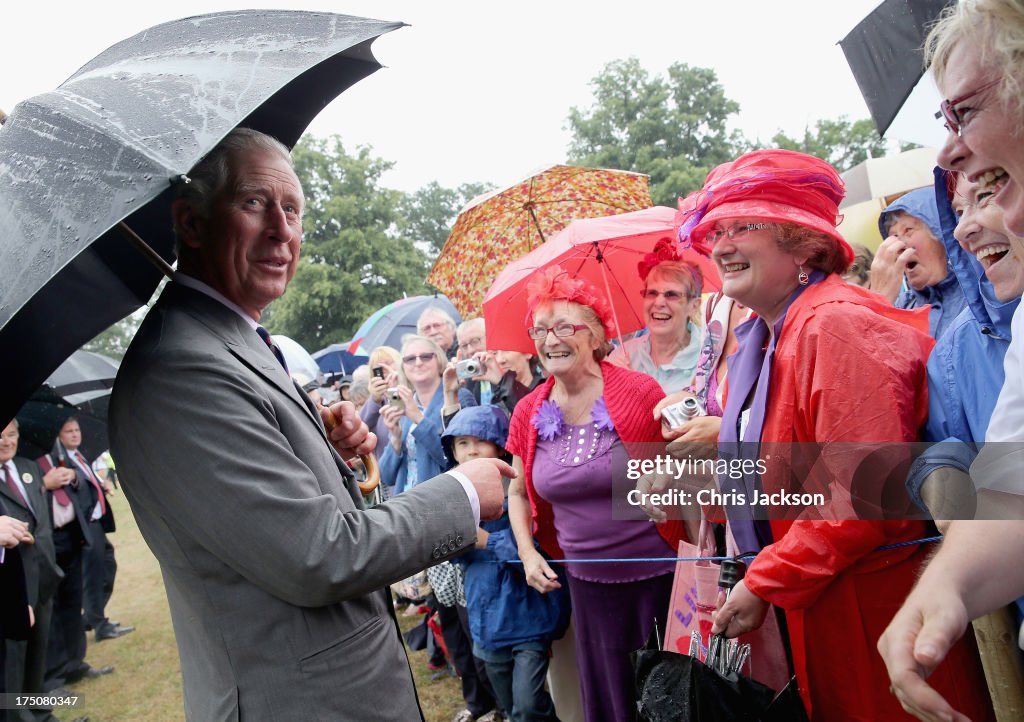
426, 164, 652, 319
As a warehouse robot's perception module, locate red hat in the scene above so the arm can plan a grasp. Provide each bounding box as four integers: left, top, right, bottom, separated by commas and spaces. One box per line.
675, 149, 853, 265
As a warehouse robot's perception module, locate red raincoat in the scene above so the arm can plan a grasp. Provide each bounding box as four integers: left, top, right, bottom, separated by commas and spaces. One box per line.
742, 276, 993, 721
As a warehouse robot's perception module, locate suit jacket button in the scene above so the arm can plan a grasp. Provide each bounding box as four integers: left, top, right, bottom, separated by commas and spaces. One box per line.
455, 535, 464, 546
431, 546, 441, 559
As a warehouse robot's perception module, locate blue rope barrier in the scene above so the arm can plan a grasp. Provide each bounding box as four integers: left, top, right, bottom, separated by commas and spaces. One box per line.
505, 535, 942, 564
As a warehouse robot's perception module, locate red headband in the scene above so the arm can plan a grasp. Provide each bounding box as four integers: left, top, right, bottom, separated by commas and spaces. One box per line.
524, 265, 617, 339
637, 237, 682, 281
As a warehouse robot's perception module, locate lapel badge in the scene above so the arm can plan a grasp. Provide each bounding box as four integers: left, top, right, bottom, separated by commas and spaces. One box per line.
22, 472, 33, 484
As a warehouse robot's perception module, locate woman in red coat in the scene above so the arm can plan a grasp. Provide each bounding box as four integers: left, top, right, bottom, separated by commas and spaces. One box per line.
676, 149, 994, 721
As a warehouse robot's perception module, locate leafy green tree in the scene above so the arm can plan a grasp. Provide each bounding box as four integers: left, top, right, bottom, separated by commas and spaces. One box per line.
771, 117, 890, 173
264, 135, 429, 350
399, 181, 495, 256
567, 58, 748, 206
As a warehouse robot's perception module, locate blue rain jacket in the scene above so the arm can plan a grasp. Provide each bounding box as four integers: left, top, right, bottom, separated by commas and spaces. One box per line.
880, 186, 969, 340
906, 168, 1019, 510
442, 406, 571, 651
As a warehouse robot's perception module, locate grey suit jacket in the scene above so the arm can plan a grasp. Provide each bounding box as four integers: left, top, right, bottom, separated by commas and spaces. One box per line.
0, 458, 60, 607
110, 283, 477, 722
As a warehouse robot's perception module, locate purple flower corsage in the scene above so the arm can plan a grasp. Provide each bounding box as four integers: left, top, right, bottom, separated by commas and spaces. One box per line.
533, 399, 565, 441
591, 397, 614, 431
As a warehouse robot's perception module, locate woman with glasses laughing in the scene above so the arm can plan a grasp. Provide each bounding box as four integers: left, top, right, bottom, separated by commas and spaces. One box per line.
379, 335, 476, 495
676, 149, 992, 722
607, 237, 704, 394
504, 265, 685, 722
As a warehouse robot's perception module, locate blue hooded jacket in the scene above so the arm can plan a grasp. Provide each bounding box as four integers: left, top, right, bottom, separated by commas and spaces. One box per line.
906, 167, 1020, 509
880, 186, 969, 340
442, 406, 570, 651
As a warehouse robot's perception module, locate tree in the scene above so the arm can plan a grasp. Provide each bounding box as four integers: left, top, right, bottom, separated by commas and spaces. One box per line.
567, 58, 748, 206
771, 117, 890, 173
399, 180, 495, 256
264, 136, 429, 351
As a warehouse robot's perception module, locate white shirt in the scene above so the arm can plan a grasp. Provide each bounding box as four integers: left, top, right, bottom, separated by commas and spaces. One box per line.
971, 302, 1024, 493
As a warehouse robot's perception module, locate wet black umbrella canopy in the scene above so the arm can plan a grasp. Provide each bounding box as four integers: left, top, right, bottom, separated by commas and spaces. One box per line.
0, 10, 404, 424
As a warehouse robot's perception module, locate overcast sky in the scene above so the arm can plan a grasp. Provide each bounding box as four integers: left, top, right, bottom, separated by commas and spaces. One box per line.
2, 0, 946, 194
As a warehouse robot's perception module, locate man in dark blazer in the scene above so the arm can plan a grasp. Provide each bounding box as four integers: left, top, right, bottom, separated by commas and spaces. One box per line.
36, 428, 113, 690
109, 128, 509, 721
1, 420, 64, 721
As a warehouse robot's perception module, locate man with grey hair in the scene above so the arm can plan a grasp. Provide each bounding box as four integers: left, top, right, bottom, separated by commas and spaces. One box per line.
110, 128, 509, 721
417, 306, 458, 359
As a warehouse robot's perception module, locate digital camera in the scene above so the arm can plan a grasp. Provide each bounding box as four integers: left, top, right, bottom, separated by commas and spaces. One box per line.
387, 387, 405, 411
661, 396, 705, 428
455, 358, 481, 380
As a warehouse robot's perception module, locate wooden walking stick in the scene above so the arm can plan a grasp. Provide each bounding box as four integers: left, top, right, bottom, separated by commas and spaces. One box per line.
972, 608, 1024, 720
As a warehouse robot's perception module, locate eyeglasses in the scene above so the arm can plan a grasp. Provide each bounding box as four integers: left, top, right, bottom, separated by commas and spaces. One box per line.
937, 79, 1000, 136
641, 289, 693, 302
457, 336, 484, 350
527, 323, 590, 341
402, 353, 435, 365
705, 222, 770, 245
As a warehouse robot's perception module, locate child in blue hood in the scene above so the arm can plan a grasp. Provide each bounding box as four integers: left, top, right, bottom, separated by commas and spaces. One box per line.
443, 405, 569, 722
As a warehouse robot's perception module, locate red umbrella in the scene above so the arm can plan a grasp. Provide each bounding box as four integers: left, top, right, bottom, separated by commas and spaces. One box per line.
483, 206, 721, 354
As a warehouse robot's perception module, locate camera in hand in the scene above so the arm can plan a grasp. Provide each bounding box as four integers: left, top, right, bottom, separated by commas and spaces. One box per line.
455, 358, 481, 380
661, 396, 705, 428
387, 387, 405, 411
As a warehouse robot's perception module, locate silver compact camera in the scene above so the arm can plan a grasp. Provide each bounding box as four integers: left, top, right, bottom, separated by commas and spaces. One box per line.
661, 396, 705, 428
387, 387, 405, 412
455, 358, 481, 380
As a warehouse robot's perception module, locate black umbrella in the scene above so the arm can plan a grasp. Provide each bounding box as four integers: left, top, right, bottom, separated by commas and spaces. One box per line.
0, 10, 403, 425
14, 350, 121, 462
632, 630, 808, 722
839, 0, 953, 137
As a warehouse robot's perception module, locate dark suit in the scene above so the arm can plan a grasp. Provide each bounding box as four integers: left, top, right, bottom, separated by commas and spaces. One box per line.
36, 450, 98, 690
2, 459, 61, 722
110, 282, 479, 721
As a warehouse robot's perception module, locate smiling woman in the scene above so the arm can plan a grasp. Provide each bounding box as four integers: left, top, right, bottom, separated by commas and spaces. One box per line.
504, 265, 684, 722
675, 148, 993, 722
608, 238, 704, 393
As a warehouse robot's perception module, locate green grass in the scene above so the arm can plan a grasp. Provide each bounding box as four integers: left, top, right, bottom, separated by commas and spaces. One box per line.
54, 491, 464, 722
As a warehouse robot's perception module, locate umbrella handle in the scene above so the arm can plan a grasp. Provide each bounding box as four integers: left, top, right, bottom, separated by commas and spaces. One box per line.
357, 453, 381, 495
320, 408, 381, 495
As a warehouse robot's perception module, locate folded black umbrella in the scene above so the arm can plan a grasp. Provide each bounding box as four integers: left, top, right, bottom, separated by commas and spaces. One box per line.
632, 629, 807, 722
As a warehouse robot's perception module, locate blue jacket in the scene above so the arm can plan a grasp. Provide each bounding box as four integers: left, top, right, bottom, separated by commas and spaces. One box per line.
454, 511, 570, 652
442, 405, 570, 651
906, 167, 1020, 509
379, 386, 475, 494
880, 187, 969, 340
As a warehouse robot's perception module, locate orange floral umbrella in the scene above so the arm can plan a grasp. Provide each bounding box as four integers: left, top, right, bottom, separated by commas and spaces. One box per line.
426, 164, 652, 318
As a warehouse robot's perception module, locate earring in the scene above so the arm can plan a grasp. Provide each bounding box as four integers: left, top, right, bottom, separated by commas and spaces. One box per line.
797, 266, 809, 286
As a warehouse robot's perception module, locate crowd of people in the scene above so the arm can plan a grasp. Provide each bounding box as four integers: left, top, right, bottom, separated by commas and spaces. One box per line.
7, 1, 1024, 720
1, 416, 134, 722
